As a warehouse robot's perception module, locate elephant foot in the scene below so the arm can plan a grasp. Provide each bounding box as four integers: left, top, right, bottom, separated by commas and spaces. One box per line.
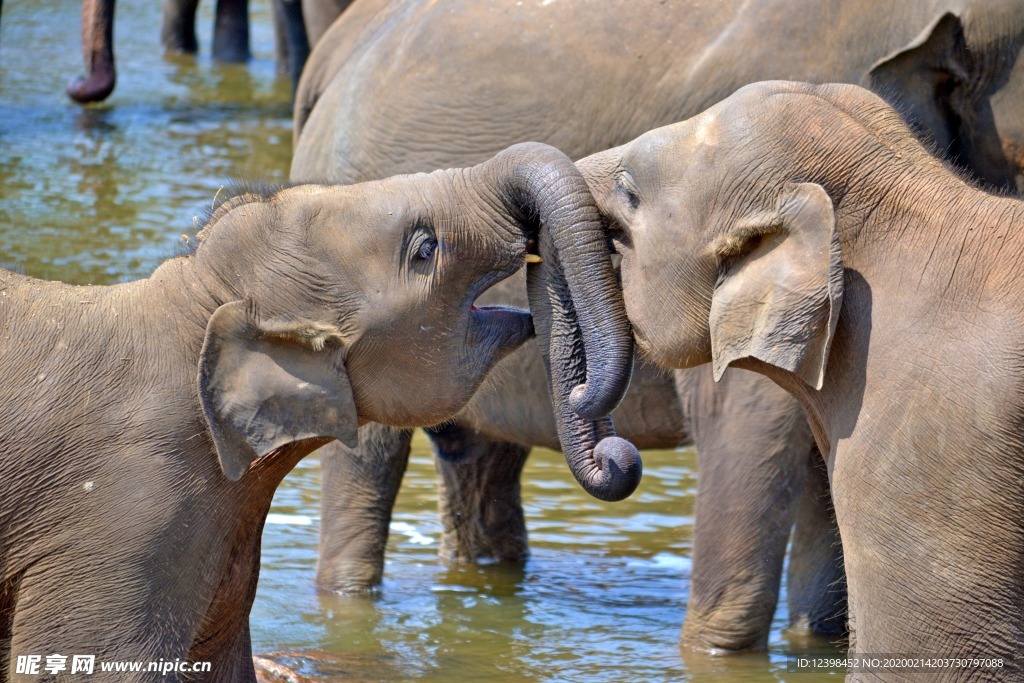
253, 656, 315, 683
430, 426, 530, 564
67, 69, 116, 104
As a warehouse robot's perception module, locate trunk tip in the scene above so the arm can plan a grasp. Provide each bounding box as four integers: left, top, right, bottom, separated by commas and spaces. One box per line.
568, 372, 633, 421
586, 436, 643, 502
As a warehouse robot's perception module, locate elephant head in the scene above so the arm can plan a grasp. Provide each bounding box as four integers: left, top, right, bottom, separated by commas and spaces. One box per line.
575, 83, 856, 398
193, 142, 637, 486
865, 7, 1024, 193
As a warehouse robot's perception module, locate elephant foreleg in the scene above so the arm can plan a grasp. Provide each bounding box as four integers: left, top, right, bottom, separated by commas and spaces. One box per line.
161, 0, 200, 54
212, 0, 250, 62
316, 424, 411, 592
786, 448, 847, 636
678, 366, 815, 652
429, 424, 530, 564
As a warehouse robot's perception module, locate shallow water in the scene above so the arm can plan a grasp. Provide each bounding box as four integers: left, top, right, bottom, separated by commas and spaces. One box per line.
1, 2, 839, 680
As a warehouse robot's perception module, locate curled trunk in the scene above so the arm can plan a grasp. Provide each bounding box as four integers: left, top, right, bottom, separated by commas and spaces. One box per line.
486, 142, 641, 501
67, 0, 116, 103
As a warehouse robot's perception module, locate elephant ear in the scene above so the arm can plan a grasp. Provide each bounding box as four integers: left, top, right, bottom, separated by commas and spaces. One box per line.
709, 183, 843, 390
865, 12, 968, 152
198, 300, 360, 482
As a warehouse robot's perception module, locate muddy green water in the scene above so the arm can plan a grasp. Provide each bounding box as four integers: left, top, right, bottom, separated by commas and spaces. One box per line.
1, 2, 840, 680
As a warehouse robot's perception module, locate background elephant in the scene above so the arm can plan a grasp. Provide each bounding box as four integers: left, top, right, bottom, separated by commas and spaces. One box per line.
292, 0, 1024, 651
576, 78, 1024, 679
290, 0, 1024, 651
0, 143, 631, 680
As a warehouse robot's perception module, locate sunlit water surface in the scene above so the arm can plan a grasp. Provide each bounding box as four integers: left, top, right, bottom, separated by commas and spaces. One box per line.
1, 2, 838, 680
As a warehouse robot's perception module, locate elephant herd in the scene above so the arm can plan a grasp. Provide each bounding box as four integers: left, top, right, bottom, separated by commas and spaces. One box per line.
4, 0, 1024, 681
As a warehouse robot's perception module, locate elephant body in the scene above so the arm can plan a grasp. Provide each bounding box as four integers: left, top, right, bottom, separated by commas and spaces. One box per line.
0, 145, 629, 680
577, 79, 1024, 680
288, 0, 1024, 651
292, 0, 1024, 652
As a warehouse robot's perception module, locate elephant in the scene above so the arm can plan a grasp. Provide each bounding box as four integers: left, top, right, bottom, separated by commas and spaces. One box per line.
0, 142, 635, 681
576, 79, 1024, 680
289, 0, 1024, 652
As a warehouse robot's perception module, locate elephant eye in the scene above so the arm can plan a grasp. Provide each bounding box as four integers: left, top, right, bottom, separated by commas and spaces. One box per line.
416, 238, 437, 261
408, 220, 438, 269
615, 173, 641, 211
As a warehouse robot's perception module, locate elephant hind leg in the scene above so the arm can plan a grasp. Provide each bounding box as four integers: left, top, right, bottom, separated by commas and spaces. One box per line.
428, 425, 530, 564
317, 424, 412, 593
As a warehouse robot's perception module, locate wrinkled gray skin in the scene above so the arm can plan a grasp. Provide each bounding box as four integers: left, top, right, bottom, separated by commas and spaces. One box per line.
578, 79, 1024, 680
292, 0, 1024, 651
0, 143, 632, 682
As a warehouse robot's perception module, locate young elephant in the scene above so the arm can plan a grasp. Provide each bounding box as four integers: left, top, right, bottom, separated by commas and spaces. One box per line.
0, 142, 634, 681
576, 81, 1024, 678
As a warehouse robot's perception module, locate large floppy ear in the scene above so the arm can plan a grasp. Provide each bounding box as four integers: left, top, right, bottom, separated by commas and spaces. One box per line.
709, 183, 843, 390
865, 13, 968, 151
198, 300, 360, 481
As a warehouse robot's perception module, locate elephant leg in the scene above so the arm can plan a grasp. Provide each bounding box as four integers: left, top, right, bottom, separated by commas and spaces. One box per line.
678, 366, 815, 652
212, 0, 250, 62
429, 424, 530, 564
67, 0, 116, 103
273, 0, 310, 93
271, 0, 289, 74
160, 0, 200, 54
786, 448, 847, 636
317, 424, 411, 592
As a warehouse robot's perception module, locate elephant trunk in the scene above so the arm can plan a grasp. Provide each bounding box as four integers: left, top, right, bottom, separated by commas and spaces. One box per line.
67, 0, 116, 104
487, 142, 641, 502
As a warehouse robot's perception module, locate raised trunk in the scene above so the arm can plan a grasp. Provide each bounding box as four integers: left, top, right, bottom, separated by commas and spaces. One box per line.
485, 142, 641, 502
67, 0, 116, 103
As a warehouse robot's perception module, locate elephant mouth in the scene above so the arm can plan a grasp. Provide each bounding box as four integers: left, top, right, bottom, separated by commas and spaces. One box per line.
467, 304, 534, 352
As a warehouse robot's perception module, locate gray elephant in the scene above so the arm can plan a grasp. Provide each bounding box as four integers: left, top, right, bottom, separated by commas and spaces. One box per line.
290, 0, 1024, 652
0, 143, 632, 681
576, 78, 1024, 680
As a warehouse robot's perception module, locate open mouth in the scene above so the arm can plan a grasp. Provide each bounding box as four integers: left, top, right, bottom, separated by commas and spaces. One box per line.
467, 304, 535, 352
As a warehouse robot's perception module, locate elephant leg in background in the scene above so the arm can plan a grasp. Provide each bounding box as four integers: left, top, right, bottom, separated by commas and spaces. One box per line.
786, 448, 847, 636
678, 365, 824, 652
272, 0, 310, 87
161, 0, 200, 54
161, 0, 249, 62
212, 0, 250, 62
316, 423, 411, 592
430, 424, 530, 564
